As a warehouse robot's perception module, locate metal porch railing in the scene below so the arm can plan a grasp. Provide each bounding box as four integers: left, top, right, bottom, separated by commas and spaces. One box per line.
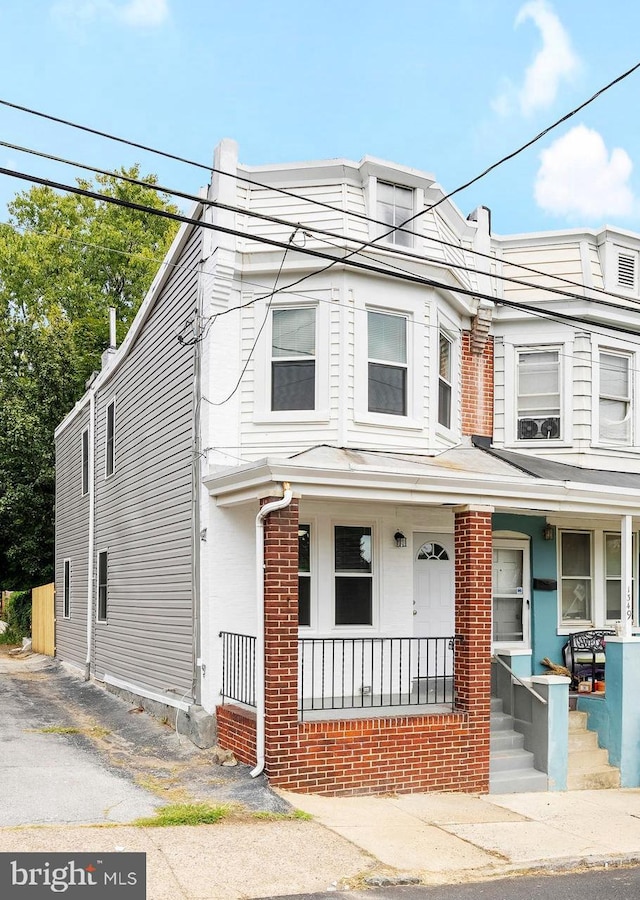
220, 632, 457, 716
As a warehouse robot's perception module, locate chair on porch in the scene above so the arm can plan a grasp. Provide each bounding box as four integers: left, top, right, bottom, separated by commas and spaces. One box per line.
562, 630, 614, 690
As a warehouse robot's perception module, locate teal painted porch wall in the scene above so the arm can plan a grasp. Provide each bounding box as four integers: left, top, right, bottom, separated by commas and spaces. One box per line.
492, 514, 562, 675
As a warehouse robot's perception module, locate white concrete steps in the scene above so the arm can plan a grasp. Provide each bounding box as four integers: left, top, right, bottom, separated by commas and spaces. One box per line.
490, 698, 548, 793
567, 710, 620, 790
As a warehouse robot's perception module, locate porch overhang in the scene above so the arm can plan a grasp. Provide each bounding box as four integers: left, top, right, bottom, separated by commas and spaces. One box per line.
203, 443, 640, 516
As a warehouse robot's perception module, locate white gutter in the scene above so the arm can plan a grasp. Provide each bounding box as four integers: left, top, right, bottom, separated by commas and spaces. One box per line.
85, 389, 96, 680
250, 482, 293, 778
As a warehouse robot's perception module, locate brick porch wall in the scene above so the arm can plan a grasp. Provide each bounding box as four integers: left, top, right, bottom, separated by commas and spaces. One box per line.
217, 499, 493, 795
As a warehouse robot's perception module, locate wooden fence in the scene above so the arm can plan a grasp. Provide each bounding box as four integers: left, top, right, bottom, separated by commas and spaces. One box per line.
31, 582, 55, 656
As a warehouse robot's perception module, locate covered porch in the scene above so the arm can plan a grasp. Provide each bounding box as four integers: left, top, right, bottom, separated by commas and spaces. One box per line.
204, 442, 640, 794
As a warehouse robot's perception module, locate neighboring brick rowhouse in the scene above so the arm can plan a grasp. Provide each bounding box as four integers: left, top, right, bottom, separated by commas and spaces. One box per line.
217, 497, 492, 795
461, 331, 494, 437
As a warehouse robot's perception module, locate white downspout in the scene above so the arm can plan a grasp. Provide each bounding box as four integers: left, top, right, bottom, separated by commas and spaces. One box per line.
85, 389, 96, 680
250, 483, 293, 778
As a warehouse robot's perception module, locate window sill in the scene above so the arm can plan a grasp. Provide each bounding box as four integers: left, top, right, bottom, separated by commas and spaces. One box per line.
253, 409, 331, 425
354, 412, 423, 431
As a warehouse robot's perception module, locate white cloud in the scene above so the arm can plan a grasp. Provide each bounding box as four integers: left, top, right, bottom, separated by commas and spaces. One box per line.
493, 0, 580, 117
51, 0, 169, 28
535, 125, 636, 220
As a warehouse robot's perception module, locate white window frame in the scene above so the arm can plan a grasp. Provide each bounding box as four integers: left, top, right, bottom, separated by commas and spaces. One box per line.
298, 521, 314, 629
492, 538, 531, 650
105, 399, 116, 478
595, 348, 633, 446
557, 527, 639, 632
510, 344, 567, 445
436, 326, 458, 435
63, 558, 71, 619
376, 181, 414, 247
333, 522, 376, 629
270, 306, 316, 413
253, 299, 329, 424
367, 309, 408, 417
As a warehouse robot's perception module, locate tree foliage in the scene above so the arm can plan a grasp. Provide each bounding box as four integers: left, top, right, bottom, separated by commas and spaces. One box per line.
0, 169, 179, 589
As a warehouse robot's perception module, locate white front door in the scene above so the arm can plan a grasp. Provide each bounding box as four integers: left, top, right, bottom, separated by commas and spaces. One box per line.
492, 540, 531, 648
413, 534, 455, 675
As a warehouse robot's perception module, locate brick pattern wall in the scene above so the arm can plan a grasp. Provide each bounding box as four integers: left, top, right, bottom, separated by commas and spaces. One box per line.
461, 331, 494, 437
216, 499, 492, 795
216, 704, 256, 766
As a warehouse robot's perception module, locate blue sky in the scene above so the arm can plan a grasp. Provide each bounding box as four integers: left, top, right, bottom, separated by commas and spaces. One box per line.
0, 0, 639, 234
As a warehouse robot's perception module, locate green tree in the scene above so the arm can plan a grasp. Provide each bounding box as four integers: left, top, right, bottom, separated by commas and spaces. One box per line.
0, 168, 179, 589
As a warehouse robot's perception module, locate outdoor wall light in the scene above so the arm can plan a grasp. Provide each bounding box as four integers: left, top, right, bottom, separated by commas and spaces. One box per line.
542, 523, 556, 541
394, 531, 407, 548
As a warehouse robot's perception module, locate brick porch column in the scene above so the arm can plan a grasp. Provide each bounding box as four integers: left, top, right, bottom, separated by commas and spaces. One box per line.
262, 496, 299, 783
454, 505, 493, 786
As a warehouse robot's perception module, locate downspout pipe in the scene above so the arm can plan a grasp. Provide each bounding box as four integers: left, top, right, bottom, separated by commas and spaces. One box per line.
84, 389, 96, 681
250, 483, 293, 778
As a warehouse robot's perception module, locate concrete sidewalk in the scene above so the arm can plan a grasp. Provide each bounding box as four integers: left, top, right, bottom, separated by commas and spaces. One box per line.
1, 789, 640, 898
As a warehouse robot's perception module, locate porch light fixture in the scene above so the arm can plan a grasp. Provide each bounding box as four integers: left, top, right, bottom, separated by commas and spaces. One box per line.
394, 531, 407, 548
542, 523, 556, 541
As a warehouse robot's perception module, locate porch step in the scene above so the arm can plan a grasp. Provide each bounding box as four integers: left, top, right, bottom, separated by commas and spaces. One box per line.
567, 710, 620, 790
489, 698, 547, 794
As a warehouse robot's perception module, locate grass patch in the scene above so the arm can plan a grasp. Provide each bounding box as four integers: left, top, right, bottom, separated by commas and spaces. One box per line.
252, 808, 313, 822
35, 725, 111, 738
133, 803, 230, 827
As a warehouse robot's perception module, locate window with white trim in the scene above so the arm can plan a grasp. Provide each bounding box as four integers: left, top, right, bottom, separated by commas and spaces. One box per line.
105, 400, 115, 477
368, 311, 407, 416
517, 349, 561, 440
298, 524, 311, 627
599, 350, 631, 444
334, 525, 373, 626
377, 182, 413, 247
97, 550, 108, 621
559, 529, 638, 627
438, 331, 452, 428
271, 307, 316, 411
63, 559, 71, 619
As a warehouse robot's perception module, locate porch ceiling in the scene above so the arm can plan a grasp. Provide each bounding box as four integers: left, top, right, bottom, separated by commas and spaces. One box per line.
204, 442, 640, 515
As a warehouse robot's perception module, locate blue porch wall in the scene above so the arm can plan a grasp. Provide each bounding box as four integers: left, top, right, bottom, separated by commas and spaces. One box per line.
493, 514, 562, 675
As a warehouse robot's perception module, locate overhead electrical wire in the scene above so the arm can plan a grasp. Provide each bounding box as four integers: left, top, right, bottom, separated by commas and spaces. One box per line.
2, 163, 640, 349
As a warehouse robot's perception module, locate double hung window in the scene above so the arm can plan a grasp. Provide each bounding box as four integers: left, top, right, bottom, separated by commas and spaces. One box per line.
599, 351, 631, 444
516, 349, 561, 440
334, 525, 373, 626
368, 311, 407, 416
438, 332, 452, 428
271, 308, 316, 411
377, 182, 413, 246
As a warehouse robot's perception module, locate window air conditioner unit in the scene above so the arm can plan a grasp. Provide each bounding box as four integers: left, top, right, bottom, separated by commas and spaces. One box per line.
517, 416, 560, 440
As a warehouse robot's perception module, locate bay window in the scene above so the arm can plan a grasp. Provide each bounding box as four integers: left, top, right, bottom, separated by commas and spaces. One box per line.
271, 307, 316, 411
368, 311, 407, 416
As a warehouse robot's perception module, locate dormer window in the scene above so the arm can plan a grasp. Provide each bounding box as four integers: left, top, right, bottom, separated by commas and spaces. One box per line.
368, 310, 407, 416
377, 182, 413, 247
516, 349, 561, 441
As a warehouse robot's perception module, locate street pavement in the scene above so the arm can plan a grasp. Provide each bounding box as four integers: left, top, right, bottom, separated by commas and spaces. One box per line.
2, 646, 640, 899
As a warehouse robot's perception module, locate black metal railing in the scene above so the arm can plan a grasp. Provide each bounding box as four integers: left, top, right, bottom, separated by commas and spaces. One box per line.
219, 631, 256, 707
219, 632, 457, 717
298, 636, 456, 717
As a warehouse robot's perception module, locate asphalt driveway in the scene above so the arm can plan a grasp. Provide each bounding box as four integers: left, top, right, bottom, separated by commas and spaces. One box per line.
0, 646, 288, 825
